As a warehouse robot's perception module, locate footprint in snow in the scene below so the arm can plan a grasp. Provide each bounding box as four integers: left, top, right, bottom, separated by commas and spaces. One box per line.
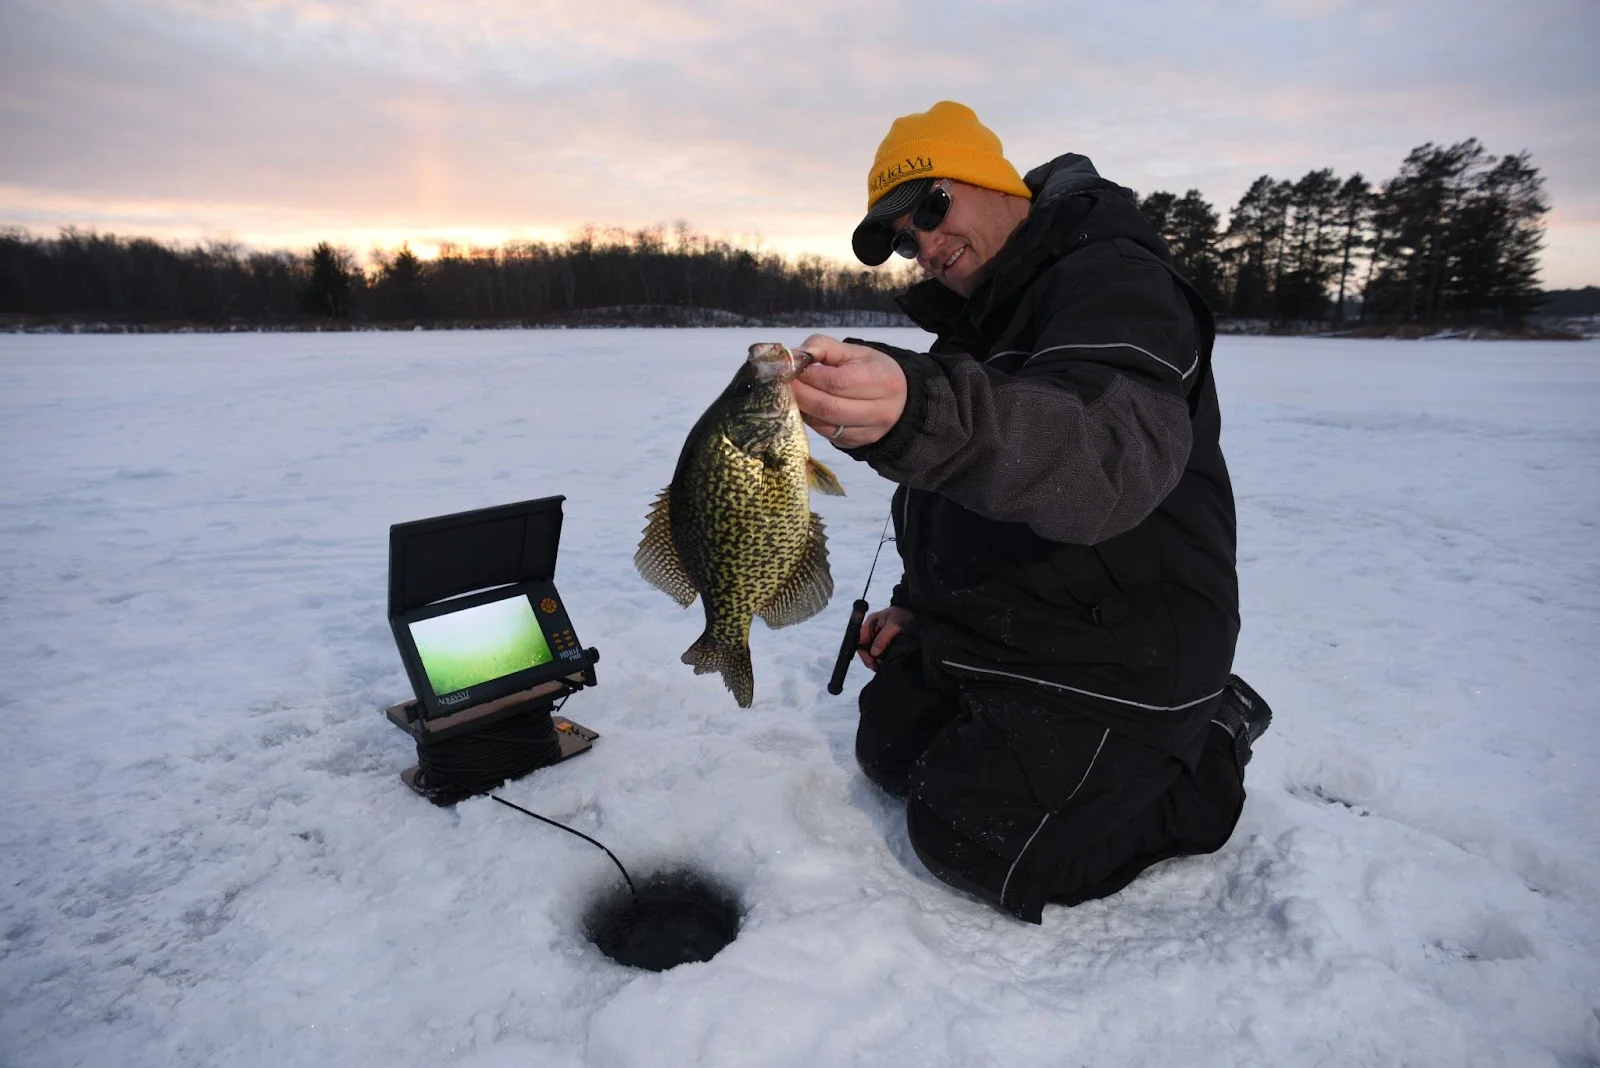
1288, 782, 1373, 817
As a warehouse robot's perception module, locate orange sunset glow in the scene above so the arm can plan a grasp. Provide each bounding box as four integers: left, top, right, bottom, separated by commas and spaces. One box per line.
1, 0, 1596, 286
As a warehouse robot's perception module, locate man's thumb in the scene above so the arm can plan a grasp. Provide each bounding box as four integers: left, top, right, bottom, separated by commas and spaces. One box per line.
798, 334, 848, 364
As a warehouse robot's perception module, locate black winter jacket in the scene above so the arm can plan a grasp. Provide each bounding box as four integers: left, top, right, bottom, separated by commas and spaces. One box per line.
848, 154, 1239, 766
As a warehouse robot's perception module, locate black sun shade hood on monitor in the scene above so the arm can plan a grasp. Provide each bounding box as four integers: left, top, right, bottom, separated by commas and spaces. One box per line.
388, 495, 565, 616
387, 495, 598, 722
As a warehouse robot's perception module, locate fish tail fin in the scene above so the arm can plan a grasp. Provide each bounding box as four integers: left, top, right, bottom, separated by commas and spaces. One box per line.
681, 631, 755, 708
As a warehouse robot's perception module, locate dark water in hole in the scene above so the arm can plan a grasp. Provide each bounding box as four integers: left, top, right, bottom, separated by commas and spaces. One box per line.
583, 868, 742, 972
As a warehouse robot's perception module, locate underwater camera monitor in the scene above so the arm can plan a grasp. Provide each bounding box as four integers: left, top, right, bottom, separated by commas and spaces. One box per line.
384, 496, 600, 804
392, 579, 588, 717
386, 495, 600, 722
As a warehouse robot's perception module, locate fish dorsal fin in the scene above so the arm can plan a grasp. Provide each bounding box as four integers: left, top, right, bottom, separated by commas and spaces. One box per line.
757, 512, 834, 629
634, 489, 698, 608
807, 458, 845, 496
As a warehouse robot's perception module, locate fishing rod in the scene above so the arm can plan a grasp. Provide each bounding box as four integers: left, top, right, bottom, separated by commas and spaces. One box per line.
827, 511, 895, 695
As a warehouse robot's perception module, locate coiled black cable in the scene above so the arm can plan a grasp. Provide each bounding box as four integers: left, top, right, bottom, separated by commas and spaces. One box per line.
415, 705, 562, 797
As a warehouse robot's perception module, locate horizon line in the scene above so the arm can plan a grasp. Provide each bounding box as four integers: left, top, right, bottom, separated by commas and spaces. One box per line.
4, 219, 1594, 292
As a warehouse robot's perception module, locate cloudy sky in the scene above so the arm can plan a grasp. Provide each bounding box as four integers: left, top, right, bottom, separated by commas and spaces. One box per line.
2, 0, 1597, 287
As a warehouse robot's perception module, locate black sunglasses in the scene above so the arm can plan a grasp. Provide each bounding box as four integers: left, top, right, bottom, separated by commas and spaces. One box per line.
890, 181, 953, 259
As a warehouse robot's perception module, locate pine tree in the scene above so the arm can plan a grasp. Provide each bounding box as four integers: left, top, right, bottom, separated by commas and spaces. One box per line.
1219, 176, 1281, 318
1277, 169, 1340, 320
1138, 188, 1222, 306
1137, 191, 1178, 242
1331, 174, 1371, 325
1367, 140, 1485, 319
298, 241, 354, 319
1451, 152, 1547, 319
1262, 179, 1294, 316
382, 244, 427, 319
1170, 190, 1223, 308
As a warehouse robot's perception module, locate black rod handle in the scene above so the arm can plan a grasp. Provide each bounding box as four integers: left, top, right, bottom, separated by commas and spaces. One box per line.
827, 599, 869, 695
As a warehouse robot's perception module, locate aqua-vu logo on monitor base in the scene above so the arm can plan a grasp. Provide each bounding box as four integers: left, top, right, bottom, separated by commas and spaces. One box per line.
439, 690, 472, 706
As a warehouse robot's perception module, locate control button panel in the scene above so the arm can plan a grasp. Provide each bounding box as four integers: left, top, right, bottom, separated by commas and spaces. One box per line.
533, 583, 586, 662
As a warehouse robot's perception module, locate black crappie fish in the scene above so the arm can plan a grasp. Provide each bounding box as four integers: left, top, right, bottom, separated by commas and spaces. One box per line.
635, 342, 845, 707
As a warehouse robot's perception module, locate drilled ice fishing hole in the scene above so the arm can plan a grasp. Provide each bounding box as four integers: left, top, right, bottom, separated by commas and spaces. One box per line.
582, 867, 743, 972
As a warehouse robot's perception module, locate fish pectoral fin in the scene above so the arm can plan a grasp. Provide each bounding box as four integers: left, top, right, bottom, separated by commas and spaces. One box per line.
681, 631, 755, 708
757, 512, 834, 629
634, 489, 698, 608
806, 458, 845, 496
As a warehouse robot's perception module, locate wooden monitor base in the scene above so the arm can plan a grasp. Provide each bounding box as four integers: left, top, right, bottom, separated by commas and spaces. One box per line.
384, 670, 595, 740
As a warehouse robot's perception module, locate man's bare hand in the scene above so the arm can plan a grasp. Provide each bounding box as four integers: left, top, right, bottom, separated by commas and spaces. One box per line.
791, 334, 908, 450
858, 605, 918, 671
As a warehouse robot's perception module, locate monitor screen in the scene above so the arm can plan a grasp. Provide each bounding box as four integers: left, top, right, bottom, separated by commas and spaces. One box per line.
407, 592, 554, 698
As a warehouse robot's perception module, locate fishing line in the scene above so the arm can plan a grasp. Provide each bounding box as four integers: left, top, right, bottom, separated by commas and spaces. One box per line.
827, 511, 896, 695
859, 511, 896, 596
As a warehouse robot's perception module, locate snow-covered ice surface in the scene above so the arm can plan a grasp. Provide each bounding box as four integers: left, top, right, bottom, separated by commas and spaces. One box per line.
2, 330, 1597, 1068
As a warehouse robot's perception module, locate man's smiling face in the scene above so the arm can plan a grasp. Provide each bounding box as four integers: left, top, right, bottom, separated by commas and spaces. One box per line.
892, 179, 1030, 298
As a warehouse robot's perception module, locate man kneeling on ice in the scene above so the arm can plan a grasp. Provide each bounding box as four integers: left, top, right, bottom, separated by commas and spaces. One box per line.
791, 101, 1273, 923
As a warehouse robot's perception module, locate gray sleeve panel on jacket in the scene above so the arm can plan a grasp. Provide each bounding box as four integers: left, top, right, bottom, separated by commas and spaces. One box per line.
859, 246, 1197, 544
869, 361, 1192, 544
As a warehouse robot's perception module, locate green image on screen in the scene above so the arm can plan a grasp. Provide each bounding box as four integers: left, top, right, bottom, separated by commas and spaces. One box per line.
409, 593, 554, 697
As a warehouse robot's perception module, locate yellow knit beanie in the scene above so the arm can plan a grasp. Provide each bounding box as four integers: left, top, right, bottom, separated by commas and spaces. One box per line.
852, 101, 1031, 265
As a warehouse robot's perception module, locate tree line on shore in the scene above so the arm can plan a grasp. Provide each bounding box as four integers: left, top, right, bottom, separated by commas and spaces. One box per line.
1139, 138, 1548, 325
0, 223, 921, 329
0, 137, 1554, 330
